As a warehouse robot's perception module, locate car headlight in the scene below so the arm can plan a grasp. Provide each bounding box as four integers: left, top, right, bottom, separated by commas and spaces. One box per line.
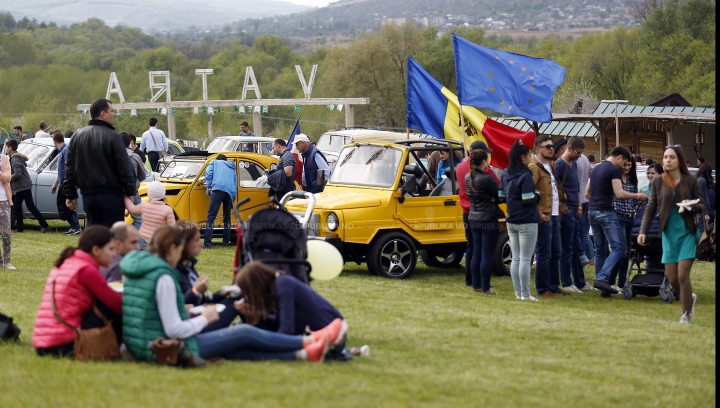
327, 213, 338, 231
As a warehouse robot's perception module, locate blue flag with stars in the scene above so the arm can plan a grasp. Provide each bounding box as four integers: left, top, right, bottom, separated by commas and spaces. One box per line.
452, 34, 566, 123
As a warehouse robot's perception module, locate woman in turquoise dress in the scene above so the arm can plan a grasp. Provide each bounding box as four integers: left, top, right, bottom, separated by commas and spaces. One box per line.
638, 146, 704, 324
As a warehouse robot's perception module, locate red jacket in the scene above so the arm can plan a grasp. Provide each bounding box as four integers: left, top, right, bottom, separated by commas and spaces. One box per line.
33, 251, 120, 349
457, 159, 500, 214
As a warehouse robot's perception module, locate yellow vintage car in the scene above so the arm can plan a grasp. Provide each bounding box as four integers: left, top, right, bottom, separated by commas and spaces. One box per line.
284, 139, 510, 279
132, 151, 285, 231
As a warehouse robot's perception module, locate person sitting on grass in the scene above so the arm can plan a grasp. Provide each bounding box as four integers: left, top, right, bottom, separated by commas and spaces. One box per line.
175, 220, 240, 332
33, 226, 122, 357
120, 225, 339, 362
234, 261, 350, 360
124, 180, 175, 250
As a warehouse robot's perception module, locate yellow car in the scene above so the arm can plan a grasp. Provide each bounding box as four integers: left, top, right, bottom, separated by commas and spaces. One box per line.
284, 139, 510, 279
131, 151, 285, 231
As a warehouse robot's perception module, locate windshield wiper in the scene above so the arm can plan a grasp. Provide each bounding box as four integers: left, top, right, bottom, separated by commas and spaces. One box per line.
365, 148, 386, 165
338, 147, 357, 167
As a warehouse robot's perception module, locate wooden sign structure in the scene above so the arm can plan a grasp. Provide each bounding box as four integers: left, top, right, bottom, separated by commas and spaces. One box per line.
77, 65, 370, 140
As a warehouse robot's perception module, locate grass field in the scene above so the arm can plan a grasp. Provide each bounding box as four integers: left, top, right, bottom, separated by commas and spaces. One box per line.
0, 220, 716, 407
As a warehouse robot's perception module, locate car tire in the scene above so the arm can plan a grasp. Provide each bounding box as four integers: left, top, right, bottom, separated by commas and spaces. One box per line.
367, 232, 417, 279
419, 246, 464, 269
492, 230, 511, 276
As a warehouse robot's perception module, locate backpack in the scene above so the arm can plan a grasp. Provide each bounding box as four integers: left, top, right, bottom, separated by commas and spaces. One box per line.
0, 312, 21, 341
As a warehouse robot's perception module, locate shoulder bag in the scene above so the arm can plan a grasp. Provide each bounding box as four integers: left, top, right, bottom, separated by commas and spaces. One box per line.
695, 207, 715, 261
148, 130, 169, 159
148, 337, 207, 368
51, 279, 120, 361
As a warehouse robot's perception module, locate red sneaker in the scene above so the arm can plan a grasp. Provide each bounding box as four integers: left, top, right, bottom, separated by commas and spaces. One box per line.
304, 335, 330, 363
311, 318, 342, 345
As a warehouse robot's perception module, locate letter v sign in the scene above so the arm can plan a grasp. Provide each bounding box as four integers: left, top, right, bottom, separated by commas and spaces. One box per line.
296, 64, 318, 99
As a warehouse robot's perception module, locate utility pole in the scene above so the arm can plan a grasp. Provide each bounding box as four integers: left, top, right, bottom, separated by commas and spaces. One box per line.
601, 99, 628, 147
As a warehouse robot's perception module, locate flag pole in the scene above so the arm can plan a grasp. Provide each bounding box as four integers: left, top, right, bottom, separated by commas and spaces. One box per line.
406, 127, 410, 139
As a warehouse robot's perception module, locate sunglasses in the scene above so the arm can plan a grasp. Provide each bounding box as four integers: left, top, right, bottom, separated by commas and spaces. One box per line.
539, 145, 554, 150
664, 144, 681, 149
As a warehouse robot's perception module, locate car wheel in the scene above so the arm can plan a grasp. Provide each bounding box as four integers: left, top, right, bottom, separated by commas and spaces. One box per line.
419, 246, 464, 269
368, 232, 417, 279
492, 230, 511, 276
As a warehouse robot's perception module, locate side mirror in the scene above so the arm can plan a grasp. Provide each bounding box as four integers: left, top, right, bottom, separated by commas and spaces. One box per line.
198, 176, 206, 186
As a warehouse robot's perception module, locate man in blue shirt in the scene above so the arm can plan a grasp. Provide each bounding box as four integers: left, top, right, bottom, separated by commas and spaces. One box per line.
555, 136, 593, 293
140, 117, 168, 171
585, 146, 647, 294
51, 133, 82, 235
204, 154, 237, 248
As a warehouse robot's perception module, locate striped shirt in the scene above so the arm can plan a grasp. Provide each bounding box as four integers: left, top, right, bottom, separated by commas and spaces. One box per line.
576, 154, 591, 204
613, 178, 639, 215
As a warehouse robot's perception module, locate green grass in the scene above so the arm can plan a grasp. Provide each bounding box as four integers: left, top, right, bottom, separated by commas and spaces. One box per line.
0, 220, 716, 407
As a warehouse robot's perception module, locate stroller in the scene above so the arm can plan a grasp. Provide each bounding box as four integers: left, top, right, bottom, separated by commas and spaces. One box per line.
622, 233, 680, 303
232, 191, 317, 284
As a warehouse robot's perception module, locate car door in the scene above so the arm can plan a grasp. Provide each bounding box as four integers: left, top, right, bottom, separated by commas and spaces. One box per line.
236, 157, 273, 221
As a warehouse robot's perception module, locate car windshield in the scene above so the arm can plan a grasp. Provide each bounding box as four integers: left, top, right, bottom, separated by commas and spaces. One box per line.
316, 134, 351, 153
17, 143, 51, 170
160, 160, 204, 179
330, 145, 403, 188
206, 138, 235, 151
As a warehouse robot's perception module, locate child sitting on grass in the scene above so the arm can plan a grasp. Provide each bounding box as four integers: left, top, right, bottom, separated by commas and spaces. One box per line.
124, 181, 175, 249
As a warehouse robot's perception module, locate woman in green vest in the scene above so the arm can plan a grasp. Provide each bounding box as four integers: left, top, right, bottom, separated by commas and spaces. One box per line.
120, 225, 336, 362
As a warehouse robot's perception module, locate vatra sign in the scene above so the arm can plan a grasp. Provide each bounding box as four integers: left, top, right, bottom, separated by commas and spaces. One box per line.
105, 65, 319, 103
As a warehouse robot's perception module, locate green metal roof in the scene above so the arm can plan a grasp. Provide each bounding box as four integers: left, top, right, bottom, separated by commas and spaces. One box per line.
593, 103, 715, 115
492, 118, 599, 138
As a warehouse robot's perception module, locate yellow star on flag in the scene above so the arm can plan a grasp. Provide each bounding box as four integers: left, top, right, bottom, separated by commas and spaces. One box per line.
508, 60, 514, 64
521, 67, 527, 71
508, 106, 512, 110
490, 87, 495, 92
531, 86, 536, 91
488, 73, 493, 77
500, 100, 505, 105
495, 56, 500, 60
529, 75, 535, 80
528, 99, 533, 104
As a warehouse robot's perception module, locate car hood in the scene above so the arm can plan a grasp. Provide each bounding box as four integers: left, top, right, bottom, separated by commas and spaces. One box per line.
138, 182, 189, 196
308, 190, 382, 210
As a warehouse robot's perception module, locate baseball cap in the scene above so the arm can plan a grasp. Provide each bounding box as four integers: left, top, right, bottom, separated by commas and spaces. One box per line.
554, 138, 568, 151
470, 140, 492, 153
292, 134, 311, 145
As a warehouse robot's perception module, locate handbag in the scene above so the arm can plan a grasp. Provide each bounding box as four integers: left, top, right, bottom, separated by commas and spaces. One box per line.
148, 130, 168, 159
148, 337, 206, 368
695, 208, 715, 261
51, 280, 120, 361
0, 312, 21, 341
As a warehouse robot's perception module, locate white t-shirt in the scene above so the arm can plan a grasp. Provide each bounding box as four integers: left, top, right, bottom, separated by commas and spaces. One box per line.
35, 129, 50, 138
542, 162, 560, 216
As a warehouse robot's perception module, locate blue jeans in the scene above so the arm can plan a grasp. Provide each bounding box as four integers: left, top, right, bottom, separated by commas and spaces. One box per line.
204, 190, 232, 246
469, 220, 498, 291
582, 202, 594, 261
68, 210, 81, 230
148, 151, 160, 172
131, 192, 142, 231
560, 211, 586, 288
589, 211, 624, 283
463, 212, 472, 286
535, 215, 561, 294
196, 323, 302, 361
507, 222, 538, 296
82, 193, 126, 228
609, 215, 634, 288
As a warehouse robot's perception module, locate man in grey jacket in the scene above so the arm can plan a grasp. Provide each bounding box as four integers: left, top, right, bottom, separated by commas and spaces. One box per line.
5, 140, 52, 233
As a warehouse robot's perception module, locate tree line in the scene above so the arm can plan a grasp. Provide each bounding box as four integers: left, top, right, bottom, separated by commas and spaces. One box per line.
0, 0, 714, 143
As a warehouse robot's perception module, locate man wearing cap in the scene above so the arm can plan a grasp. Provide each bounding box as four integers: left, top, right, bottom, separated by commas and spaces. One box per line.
204, 154, 237, 248
553, 138, 567, 161
293, 134, 330, 194
528, 135, 568, 298
35, 121, 51, 138
457, 141, 499, 287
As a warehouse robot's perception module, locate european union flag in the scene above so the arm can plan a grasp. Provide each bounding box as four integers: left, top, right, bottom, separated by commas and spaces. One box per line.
452, 34, 566, 123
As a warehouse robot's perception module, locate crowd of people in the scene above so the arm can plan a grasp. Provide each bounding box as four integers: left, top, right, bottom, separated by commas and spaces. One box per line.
458, 135, 713, 324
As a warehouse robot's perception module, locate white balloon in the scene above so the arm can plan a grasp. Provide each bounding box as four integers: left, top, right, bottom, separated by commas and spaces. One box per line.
307, 239, 343, 281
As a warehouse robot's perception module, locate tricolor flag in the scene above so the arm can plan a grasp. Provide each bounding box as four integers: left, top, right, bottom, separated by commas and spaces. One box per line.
406, 57, 535, 169
287, 115, 301, 145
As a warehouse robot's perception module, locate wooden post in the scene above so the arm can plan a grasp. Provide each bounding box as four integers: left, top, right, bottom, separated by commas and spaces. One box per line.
167, 108, 177, 140
344, 105, 355, 128
599, 119, 607, 159
253, 110, 262, 137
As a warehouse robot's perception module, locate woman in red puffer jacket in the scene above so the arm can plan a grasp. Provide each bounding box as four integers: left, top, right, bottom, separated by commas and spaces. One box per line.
33, 225, 122, 357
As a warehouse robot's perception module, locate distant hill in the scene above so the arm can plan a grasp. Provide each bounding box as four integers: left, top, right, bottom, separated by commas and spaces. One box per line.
3, 0, 311, 32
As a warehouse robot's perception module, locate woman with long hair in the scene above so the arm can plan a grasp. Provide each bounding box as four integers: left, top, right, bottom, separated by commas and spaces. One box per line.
499, 140, 540, 301
466, 150, 505, 295
120, 225, 340, 362
638, 146, 704, 323
610, 158, 641, 292
235, 261, 348, 359
639, 163, 664, 196
33, 225, 122, 356
175, 220, 239, 332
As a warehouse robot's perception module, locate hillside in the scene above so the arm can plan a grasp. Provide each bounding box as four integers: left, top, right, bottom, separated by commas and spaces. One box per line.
2, 0, 311, 32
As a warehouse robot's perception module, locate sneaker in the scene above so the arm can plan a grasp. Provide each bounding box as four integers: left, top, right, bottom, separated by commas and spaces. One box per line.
311, 318, 343, 345
304, 335, 331, 363
515, 291, 521, 299
562, 284, 582, 293
521, 293, 539, 302
3, 264, 16, 270
689, 293, 697, 319
65, 228, 82, 235
593, 280, 618, 294
554, 287, 572, 296
40, 226, 54, 233
610, 285, 621, 294
579, 283, 597, 291
203, 243, 212, 249
680, 313, 690, 324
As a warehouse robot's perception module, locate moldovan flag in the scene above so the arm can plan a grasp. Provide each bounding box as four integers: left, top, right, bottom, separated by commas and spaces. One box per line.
406, 57, 535, 169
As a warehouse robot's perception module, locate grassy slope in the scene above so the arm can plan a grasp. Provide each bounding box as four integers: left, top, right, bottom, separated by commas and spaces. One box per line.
0, 220, 715, 407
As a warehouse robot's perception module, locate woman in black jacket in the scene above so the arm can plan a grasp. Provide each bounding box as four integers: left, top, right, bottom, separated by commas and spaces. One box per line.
466, 150, 505, 295
176, 220, 240, 332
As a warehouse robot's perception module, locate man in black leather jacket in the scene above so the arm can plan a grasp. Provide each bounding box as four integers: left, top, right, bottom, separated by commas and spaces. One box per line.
63, 98, 135, 228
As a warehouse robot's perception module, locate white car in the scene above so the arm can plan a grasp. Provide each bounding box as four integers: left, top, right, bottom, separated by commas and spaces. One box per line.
206, 136, 282, 156
316, 129, 431, 170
